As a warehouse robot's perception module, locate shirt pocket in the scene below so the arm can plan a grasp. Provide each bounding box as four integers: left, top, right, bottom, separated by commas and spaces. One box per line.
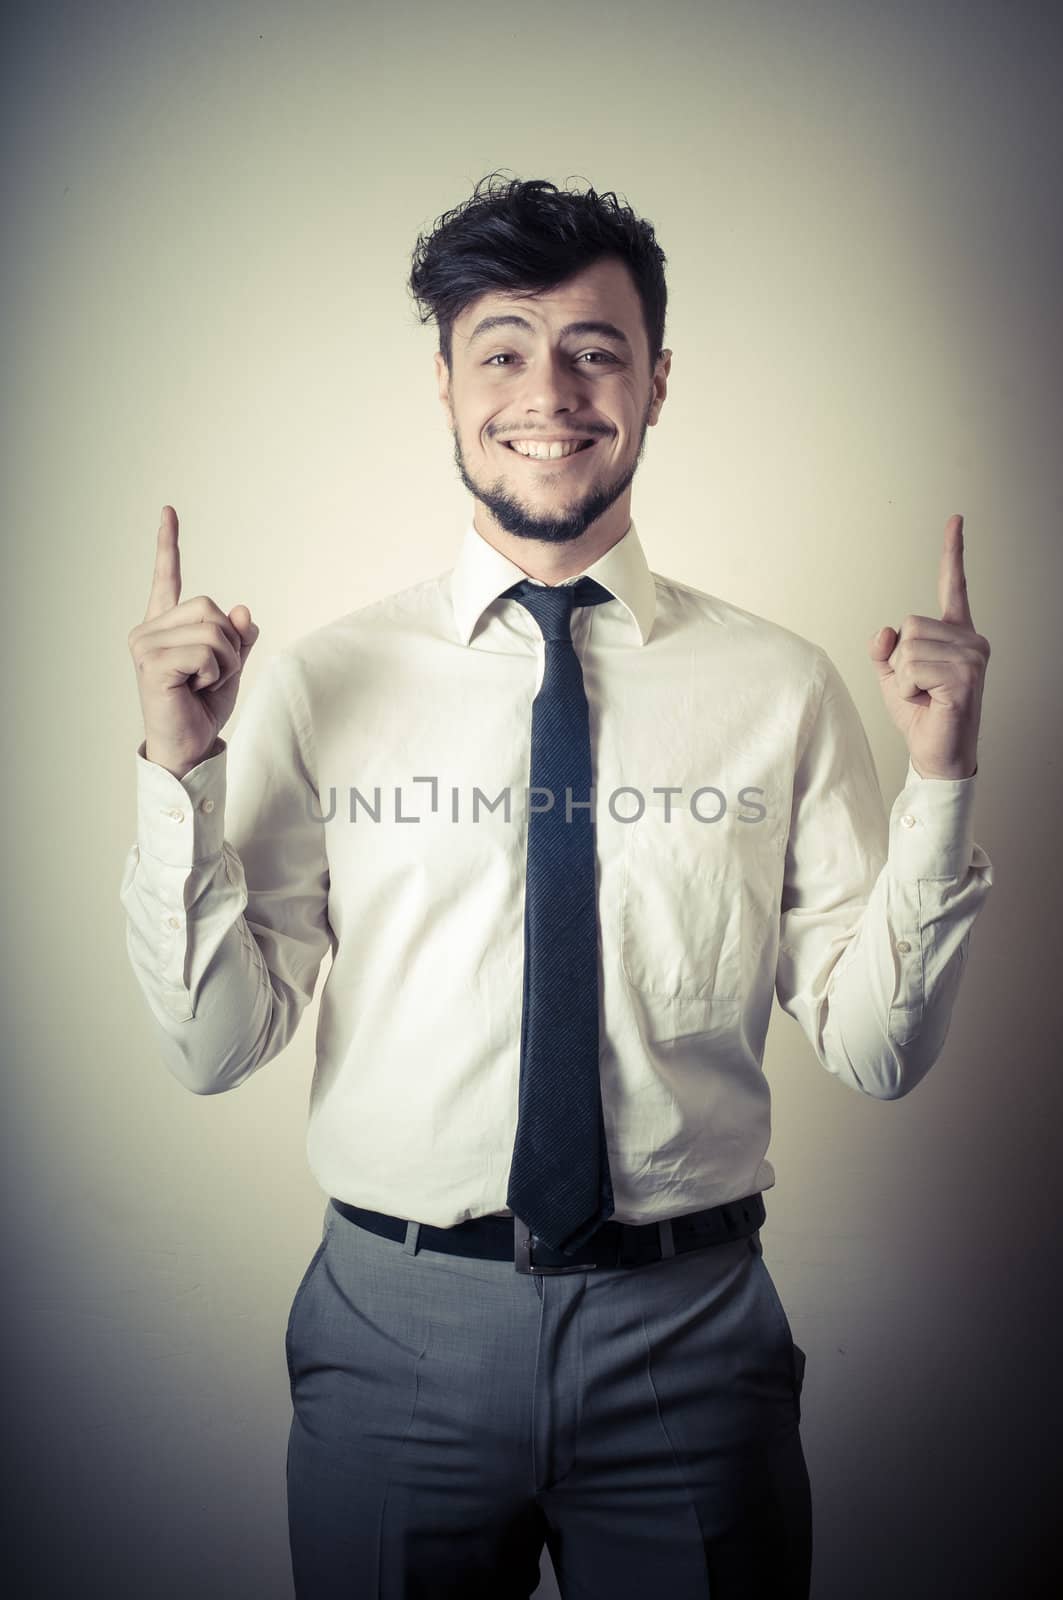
619, 799, 748, 1040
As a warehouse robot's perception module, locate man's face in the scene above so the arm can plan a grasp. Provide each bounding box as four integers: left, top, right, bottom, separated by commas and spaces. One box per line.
436, 255, 671, 547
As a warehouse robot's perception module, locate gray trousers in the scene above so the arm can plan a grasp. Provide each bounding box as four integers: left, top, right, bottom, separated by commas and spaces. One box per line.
285, 1199, 812, 1598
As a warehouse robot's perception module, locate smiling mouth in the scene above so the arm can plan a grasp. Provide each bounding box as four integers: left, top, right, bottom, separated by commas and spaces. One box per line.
501, 439, 599, 463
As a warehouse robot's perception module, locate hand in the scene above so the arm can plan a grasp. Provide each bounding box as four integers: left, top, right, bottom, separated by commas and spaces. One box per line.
868, 514, 990, 780
127, 506, 259, 776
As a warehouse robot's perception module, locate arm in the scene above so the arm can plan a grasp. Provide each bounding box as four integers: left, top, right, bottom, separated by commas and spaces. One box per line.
118, 651, 333, 1095
774, 648, 994, 1099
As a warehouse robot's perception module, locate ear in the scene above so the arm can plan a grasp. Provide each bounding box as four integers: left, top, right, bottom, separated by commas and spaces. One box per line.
434, 351, 453, 422
647, 348, 672, 425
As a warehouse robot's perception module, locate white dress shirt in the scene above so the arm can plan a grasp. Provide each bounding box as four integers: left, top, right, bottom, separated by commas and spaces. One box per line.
119, 519, 994, 1227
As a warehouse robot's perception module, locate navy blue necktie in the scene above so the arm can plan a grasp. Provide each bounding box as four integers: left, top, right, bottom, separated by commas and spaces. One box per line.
502, 574, 616, 1255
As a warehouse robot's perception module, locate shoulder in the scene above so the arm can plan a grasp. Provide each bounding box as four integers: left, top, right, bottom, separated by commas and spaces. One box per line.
271, 569, 452, 683
649, 570, 826, 682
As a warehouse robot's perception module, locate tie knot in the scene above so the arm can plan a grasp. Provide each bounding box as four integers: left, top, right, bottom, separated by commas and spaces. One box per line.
503, 576, 614, 640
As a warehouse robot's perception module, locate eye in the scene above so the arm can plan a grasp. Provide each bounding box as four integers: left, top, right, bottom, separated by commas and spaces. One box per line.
484, 351, 615, 367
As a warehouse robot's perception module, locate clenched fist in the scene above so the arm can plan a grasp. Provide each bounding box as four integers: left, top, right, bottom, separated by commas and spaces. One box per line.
127, 506, 259, 779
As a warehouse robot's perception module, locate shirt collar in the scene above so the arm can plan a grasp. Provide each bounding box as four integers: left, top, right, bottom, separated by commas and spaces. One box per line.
450, 518, 657, 647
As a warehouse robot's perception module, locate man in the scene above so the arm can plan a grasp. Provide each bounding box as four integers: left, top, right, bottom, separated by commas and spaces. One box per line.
121, 173, 993, 1598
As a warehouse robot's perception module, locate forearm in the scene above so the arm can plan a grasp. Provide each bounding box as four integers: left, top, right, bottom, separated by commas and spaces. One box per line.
800, 765, 994, 1097
118, 739, 319, 1094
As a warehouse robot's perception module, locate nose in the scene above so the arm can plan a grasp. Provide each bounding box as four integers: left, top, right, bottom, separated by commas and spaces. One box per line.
517, 347, 590, 417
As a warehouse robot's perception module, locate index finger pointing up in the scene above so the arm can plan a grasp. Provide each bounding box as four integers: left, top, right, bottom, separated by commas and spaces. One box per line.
145, 504, 182, 621
937, 513, 974, 628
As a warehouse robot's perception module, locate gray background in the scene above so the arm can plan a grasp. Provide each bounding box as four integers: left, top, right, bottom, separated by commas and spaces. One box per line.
3, 0, 1061, 1594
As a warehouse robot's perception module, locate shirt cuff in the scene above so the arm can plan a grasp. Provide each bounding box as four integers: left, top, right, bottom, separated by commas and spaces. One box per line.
134, 738, 228, 866
890, 756, 979, 880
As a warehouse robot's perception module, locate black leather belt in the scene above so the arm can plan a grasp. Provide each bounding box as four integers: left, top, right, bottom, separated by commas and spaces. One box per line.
329, 1192, 767, 1275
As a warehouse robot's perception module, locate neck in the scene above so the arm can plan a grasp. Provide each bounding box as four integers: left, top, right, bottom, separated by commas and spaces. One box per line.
472, 507, 630, 584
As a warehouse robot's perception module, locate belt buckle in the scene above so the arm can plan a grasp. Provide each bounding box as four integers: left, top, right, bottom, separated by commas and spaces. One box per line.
513, 1216, 601, 1274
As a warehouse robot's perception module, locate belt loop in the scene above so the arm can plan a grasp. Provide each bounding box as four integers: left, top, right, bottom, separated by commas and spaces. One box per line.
403, 1220, 421, 1255
657, 1218, 676, 1258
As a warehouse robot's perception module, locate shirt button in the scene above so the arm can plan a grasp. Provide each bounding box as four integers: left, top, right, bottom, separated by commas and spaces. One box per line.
900, 814, 917, 828
199, 798, 215, 813
896, 940, 912, 954
161, 807, 186, 822
166, 914, 182, 929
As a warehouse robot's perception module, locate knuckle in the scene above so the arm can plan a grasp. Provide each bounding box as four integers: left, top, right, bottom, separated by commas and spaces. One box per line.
208, 609, 238, 644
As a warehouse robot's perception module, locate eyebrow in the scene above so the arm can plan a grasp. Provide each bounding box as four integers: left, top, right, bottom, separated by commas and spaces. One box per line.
466, 314, 631, 350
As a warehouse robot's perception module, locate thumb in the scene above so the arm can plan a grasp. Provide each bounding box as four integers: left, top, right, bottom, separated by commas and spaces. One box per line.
868, 624, 898, 680
229, 604, 259, 652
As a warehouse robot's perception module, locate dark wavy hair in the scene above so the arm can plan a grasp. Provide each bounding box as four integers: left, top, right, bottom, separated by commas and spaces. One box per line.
407, 171, 668, 374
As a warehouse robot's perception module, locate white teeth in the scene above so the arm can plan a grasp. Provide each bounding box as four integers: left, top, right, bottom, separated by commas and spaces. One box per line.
508, 439, 590, 459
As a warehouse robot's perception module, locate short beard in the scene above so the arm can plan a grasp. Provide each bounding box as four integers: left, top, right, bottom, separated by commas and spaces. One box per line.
451, 393, 654, 545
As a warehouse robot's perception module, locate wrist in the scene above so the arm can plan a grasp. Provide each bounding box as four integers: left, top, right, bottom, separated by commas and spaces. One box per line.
911, 757, 977, 780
